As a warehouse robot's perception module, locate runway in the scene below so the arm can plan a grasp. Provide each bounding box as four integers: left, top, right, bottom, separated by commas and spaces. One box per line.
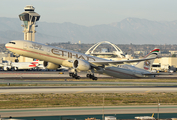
0, 73, 177, 94
0, 105, 177, 117
0, 72, 177, 118
0, 86, 177, 94
1, 79, 177, 86
0, 71, 111, 79
0, 71, 177, 79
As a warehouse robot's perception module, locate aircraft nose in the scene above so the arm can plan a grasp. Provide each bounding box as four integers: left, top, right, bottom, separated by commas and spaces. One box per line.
5, 43, 9, 48
5, 41, 16, 52
5, 42, 13, 50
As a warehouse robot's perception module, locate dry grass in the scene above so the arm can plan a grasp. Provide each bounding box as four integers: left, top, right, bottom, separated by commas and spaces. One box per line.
0, 92, 177, 109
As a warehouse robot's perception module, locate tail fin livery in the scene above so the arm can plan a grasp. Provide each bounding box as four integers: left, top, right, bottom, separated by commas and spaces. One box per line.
135, 48, 160, 71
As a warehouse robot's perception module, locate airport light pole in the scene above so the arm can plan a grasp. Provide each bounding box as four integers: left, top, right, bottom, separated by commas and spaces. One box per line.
157, 99, 160, 120
102, 95, 105, 120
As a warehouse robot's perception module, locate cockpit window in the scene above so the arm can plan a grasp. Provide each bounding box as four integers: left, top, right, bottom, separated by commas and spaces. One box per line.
9, 42, 16, 44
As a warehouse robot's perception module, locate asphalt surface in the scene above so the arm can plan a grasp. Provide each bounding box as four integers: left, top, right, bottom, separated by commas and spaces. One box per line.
0, 71, 177, 94
1, 79, 177, 86
0, 71, 177, 118
0, 86, 177, 94
0, 71, 176, 79
0, 105, 177, 117
0, 71, 111, 79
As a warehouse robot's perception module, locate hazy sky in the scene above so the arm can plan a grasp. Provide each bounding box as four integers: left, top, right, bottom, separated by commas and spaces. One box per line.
1, 0, 177, 26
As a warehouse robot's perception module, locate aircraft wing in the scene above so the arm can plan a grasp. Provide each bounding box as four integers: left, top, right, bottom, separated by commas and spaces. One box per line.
90, 57, 157, 65
143, 73, 173, 75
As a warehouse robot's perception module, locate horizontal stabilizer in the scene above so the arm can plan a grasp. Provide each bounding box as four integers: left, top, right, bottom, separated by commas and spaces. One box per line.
143, 73, 173, 76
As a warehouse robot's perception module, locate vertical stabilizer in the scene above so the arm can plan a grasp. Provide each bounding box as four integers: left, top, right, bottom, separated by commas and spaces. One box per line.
135, 48, 160, 71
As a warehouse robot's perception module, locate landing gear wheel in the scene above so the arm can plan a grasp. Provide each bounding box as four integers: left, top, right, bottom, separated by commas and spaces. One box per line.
72, 74, 77, 78
86, 74, 97, 80
75, 76, 80, 79
92, 77, 97, 80
7, 67, 10, 71
69, 72, 81, 79
69, 72, 74, 77
15, 59, 19, 62
15, 67, 18, 71
86, 74, 90, 78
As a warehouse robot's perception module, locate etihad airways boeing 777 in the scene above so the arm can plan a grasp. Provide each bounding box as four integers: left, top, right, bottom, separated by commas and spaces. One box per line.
5, 40, 161, 80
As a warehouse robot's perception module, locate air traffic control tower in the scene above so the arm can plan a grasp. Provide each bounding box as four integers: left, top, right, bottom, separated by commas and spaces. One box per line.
19, 5, 40, 41
17, 5, 40, 62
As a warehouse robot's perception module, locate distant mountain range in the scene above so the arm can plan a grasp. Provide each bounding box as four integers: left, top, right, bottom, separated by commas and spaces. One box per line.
0, 17, 177, 44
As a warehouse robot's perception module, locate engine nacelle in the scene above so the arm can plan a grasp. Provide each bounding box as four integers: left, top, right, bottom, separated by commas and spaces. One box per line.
43, 61, 61, 70
73, 59, 90, 71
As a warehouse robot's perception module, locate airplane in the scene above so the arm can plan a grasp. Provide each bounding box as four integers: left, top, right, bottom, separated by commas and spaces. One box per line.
5, 40, 161, 80
1, 59, 39, 71
135, 113, 155, 119
11, 60, 39, 71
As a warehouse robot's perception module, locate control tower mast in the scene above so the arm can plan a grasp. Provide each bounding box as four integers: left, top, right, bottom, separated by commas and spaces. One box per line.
19, 5, 40, 41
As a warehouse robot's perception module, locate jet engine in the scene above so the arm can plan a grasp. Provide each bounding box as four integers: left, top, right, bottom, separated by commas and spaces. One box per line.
73, 59, 90, 71
43, 61, 61, 70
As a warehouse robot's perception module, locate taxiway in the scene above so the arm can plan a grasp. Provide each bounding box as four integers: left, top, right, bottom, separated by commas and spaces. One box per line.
0, 105, 177, 117
0, 71, 176, 79
0, 86, 177, 94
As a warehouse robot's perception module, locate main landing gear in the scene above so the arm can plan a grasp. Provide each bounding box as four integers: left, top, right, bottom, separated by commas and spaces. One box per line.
87, 69, 98, 80
69, 69, 98, 80
69, 72, 81, 79
86, 74, 97, 80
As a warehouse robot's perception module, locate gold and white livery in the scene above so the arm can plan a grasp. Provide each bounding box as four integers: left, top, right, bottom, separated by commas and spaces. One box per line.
6, 40, 161, 80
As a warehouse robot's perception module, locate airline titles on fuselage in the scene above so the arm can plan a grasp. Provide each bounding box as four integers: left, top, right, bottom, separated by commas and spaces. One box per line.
28, 43, 96, 61
52, 48, 95, 61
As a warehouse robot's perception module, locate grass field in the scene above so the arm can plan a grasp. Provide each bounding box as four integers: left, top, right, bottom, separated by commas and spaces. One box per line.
0, 92, 177, 109
0, 78, 177, 109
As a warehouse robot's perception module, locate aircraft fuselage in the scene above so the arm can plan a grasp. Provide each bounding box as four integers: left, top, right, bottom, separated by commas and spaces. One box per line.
6, 40, 154, 79
104, 64, 153, 79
